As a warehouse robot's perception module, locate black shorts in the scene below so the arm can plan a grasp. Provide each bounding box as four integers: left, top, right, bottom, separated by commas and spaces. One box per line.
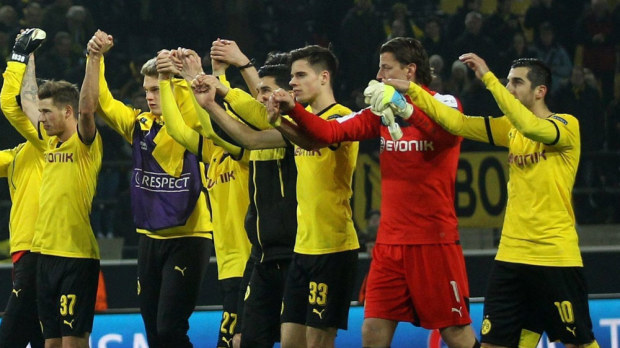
37, 254, 100, 338
481, 261, 596, 347
0, 252, 44, 347
241, 259, 290, 348
281, 250, 357, 330
217, 277, 242, 348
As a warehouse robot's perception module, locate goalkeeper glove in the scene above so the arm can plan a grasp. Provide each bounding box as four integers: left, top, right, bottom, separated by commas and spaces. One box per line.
10, 28, 46, 63
363, 80, 413, 119
380, 107, 403, 141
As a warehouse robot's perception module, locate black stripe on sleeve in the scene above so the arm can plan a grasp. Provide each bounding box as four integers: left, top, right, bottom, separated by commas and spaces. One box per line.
197, 136, 204, 163
544, 119, 560, 146
484, 116, 495, 146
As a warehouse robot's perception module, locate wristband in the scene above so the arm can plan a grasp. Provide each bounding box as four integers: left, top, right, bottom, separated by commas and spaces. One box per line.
238, 59, 254, 70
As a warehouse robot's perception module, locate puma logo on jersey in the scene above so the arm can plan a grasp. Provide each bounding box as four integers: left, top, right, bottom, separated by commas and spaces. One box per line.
12, 288, 22, 298
63, 319, 74, 329
313, 308, 326, 319
174, 266, 187, 276
566, 326, 577, 337
221, 336, 233, 347
451, 306, 463, 317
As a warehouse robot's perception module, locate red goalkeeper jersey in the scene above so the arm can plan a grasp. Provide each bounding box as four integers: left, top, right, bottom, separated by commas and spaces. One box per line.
287, 88, 462, 244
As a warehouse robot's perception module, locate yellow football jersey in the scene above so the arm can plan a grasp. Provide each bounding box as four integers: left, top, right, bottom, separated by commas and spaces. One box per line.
202, 142, 251, 279
293, 104, 360, 254
0, 142, 43, 254
32, 131, 102, 259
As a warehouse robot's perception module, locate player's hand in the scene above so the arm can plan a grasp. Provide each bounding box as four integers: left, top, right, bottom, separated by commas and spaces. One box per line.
364, 80, 413, 119
459, 53, 490, 80
379, 106, 403, 140
179, 48, 204, 82
156, 49, 180, 80
210, 39, 250, 68
267, 93, 282, 127
11, 28, 46, 63
192, 74, 219, 108
271, 88, 295, 113
87, 30, 113, 57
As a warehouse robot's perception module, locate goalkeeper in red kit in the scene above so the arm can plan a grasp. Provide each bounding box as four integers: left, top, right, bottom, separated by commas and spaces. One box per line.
269, 37, 480, 348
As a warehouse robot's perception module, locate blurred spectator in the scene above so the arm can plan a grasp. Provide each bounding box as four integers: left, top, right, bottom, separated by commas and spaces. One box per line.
20, 3, 44, 29
452, 11, 498, 70
605, 78, 620, 188
534, 22, 572, 94
444, 59, 470, 98
576, 0, 616, 104
499, 32, 538, 74
338, 0, 384, 92
0, 5, 18, 37
383, 3, 423, 40
36, 31, 85, 84
91, 118, 130, 239
0, 24, 10, 71
554, 66, 604, 214
42, 0, 73, 40
482, 0, 522, 52
429, 54, 445, 79
64, 5, 96, 56
446, 0, 481, 40
421, 16, 450, 61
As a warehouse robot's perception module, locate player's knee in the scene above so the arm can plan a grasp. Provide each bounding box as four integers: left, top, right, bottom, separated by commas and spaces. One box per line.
361, 320, 391, 347
439, 325, 477, 348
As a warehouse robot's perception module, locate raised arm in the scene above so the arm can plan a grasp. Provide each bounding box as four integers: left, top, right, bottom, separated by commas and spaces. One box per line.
78, 31, 111, 144
459, 53, 563, 146
194, 75, 286, 150
20, 54, 39, 125
210, 39, 260, 97
1, 29, 47, 151
86, 30, 139, 142
157, 50, 201, 155
382, 78, 511, 147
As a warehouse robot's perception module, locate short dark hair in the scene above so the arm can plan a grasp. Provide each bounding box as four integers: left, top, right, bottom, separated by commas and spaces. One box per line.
258, 51, 291, 89
289, 45, 338, 87
511, 58, 552, 91
140, 57, 158, 77
380, 37, 432, 85
37, 80, 79, 118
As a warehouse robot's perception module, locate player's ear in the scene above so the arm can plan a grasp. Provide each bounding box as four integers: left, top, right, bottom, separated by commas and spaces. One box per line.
535, 84, 547, 100
320, 70, 330, 86
406, 63, 417, 81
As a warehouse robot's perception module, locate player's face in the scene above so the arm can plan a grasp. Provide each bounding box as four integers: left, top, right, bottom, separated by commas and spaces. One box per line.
290, 59, 323, 104
38, 98, 68, 137
506, 67, 536, 109
143, 75, 161, 116
377, 52, 410, 82
256, 76, 279, 105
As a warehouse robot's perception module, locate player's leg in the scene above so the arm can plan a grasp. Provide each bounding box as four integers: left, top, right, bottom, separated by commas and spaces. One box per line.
136, 235, 163, 347
57, 258, 99, 348
281, 254, 310, 348
362, 244, 411, 347
480, 261, 530, 348
533, 266, 598, 348
241, 260, 289, 348
0, 252, 44, 348
406, 244, 478, 348
217, 277, 242, 348
37, 255, 64, 348
302, 251, 357, 348
157, 237, 211, 347
233, 258, 253, 348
